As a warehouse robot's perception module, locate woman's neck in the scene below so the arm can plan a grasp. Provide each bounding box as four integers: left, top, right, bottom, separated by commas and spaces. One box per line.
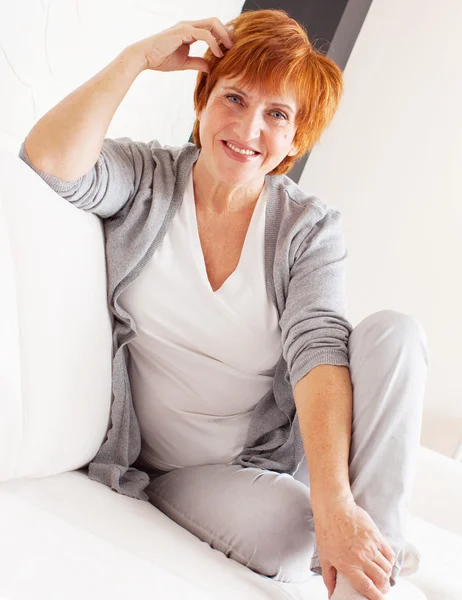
192, 156, 264, 217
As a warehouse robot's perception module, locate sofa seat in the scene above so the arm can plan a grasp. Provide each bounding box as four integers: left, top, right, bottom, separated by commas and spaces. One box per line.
1, 464, 455, 600
404, 515, 462, 600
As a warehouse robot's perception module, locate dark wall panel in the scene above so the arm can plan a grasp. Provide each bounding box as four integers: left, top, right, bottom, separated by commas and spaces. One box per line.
242, 0, 349, 55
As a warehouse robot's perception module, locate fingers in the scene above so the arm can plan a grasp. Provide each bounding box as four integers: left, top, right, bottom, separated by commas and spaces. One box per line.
372, 549, 394, 579
365, 541, 394, 595
320, 560, 337, 599
190, 17, 234, 49
181, 56, 210, 73
347, 570, 386, 600
365, 560, 392, 595
190, 27, 224, 58
177, 17, 234, 66
379, 542, 396, 567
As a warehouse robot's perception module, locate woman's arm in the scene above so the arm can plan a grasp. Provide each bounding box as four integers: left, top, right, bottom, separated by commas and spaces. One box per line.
22, 18, 232, 184
294, 363, 354, 512
23, 46, 146, 182
295, 364, 396, 599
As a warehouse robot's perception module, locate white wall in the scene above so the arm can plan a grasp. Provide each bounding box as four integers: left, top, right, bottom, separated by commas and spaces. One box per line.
0, 0, 244, 153
299, 0, 462, 458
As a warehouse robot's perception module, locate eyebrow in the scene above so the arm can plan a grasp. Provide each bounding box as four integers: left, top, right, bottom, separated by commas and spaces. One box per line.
222, 86, 295, 114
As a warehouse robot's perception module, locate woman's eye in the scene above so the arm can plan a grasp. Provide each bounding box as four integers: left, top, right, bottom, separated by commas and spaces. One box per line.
271, 111, 287, 120
225, 95, 287, 121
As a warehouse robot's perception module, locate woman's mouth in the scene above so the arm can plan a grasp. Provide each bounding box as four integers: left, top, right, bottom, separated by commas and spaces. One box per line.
221, 140, 261, 162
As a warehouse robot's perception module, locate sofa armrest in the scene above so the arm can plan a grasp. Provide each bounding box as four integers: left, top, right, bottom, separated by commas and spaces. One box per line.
409, 445, 462, 536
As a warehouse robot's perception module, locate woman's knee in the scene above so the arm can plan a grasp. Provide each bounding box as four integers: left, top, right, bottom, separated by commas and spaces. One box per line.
348, 309, 429, 425
352, 309, 428, 351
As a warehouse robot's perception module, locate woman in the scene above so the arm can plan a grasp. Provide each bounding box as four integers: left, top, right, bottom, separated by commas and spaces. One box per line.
18, 9, 428, 600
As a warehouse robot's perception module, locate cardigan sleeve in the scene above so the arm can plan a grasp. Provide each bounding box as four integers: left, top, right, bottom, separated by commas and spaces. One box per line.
18, 136, 161, 219
279, 207, 353, 390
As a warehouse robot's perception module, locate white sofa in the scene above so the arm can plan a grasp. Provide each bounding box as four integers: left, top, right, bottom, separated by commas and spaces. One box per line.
1, 147, 461, 600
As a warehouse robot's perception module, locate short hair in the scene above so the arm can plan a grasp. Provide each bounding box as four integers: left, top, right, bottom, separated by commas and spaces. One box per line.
192, 9, 344, 176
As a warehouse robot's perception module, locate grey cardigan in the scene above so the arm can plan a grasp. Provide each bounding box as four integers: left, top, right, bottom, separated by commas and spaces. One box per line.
19, 137, 353, 502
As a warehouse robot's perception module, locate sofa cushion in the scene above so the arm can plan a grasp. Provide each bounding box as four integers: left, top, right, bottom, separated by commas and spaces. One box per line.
405, 514, 462, 599
0, 149, 113, 481
410, 445, 462, 535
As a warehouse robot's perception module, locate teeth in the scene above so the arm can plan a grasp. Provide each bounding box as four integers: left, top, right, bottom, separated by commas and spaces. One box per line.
225, 141, 256, 155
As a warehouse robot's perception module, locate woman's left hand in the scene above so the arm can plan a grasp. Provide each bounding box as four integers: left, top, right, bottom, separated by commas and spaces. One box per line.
312, 497, 396, 599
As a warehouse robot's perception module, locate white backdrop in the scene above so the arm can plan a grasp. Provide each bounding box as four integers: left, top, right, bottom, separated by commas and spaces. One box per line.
300, 0, 462, 458
0, 0, 244, 153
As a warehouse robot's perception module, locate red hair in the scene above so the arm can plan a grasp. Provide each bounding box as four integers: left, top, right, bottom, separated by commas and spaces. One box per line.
192, 9, 344, 176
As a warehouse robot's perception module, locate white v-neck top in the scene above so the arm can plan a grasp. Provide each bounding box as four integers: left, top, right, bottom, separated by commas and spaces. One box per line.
118, 169, 283, 471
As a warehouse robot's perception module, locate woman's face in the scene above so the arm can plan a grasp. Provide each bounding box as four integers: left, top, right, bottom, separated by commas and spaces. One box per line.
196, 76, 298, 186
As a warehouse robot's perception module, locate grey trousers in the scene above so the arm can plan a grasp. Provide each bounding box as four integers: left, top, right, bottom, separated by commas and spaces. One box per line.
136, 310, 429, 586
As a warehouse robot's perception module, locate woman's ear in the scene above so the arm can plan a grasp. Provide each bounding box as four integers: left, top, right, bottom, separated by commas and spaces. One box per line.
287, 143, 298, 157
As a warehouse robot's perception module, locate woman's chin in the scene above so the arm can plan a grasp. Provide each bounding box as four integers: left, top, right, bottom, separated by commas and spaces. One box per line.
217, 160, 262, 184
219, 172, 257, 187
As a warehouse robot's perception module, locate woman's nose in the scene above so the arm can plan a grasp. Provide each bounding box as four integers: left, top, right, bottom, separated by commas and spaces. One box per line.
237, 109, 264, 140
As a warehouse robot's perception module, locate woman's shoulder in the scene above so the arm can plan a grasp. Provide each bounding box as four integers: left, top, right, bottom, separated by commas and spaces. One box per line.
265, 173, 344, 239
110, 136, 200, 171
148, 138, 200, 164
280, 174, 341, 214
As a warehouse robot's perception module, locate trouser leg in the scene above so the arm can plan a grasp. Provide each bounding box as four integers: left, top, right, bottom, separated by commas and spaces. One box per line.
144, 462, 317, 583
308, 309, 430, 586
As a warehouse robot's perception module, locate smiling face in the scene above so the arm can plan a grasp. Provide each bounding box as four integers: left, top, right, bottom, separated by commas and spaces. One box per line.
195, 76, 298, 187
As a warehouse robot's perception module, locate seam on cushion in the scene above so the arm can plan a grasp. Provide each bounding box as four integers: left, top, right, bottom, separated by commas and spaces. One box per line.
0, 189, 26, 476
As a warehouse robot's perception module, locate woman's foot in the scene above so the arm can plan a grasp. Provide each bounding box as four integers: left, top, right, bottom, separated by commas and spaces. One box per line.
330, 572, 369, 600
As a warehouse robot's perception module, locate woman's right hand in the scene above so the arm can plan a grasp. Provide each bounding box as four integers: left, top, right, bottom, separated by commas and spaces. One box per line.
129, 18, 234, 74
313, 498, 396, 599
